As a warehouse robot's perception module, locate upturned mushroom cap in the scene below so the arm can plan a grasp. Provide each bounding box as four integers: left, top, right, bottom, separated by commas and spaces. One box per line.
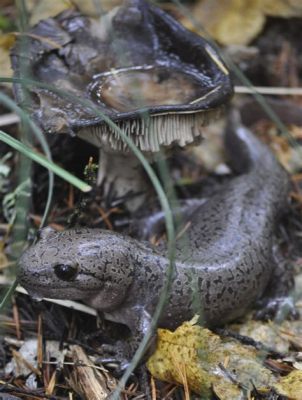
11, 0, 233, 153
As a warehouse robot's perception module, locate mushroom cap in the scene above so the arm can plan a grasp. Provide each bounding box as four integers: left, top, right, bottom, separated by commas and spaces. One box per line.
11, 0, 233, 152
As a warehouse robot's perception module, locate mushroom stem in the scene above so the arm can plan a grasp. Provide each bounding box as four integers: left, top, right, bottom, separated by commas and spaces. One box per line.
97, 148, 149, 211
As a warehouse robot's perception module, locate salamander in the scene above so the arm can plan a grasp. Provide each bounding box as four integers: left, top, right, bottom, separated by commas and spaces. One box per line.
18, 112, 292, 365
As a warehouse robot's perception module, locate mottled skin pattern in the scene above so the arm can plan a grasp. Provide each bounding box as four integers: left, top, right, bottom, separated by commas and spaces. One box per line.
18, 117, 290, 363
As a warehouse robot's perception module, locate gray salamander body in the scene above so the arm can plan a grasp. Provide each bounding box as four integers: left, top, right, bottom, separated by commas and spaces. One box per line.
18, 116, 290, 360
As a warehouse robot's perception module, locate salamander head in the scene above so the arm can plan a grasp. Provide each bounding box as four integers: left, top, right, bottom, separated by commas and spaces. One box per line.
18, 227, 135, 310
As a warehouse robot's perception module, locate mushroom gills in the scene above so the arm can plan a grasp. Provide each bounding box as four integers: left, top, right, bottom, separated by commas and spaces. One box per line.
77, 108, 223, 153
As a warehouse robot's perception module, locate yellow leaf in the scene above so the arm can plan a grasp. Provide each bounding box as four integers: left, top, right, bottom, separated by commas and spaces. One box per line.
263, 0, 302, 17
29, 0, 72, 26
189, 0, 302, 45
191, 0, 265, 45
147, 317, 275, 398
274, 370, 302, 399
0, 33, 15, 79
71, 0, 123, 16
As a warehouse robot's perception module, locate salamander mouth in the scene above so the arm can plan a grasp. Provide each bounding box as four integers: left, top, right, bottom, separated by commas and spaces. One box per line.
19, 280, 99, 301
21, 282, 70, 299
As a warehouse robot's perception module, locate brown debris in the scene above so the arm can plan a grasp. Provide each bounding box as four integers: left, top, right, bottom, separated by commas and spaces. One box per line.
10, 348, 41, 377
272, 41, 300, 90
67, 345, 117, 400
45, 369, 57, 396
37, 314, 43, 371
11, 296, 21, 340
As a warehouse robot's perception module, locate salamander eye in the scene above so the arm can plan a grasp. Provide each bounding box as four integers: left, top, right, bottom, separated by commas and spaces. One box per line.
54, 264, 78, 281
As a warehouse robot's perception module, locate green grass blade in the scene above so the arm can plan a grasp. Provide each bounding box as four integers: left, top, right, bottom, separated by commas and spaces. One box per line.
0, 76, 175, 249
0, 91, 53, 227
0, 279, 18, 311
0, 130, 91, 192
0, 75, 175, 393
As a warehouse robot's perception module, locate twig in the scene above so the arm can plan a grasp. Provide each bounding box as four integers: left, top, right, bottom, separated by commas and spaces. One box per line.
0, 113, 20, 127
235, 86, 302, 96
12, 297, 21, 340
68, 345, 114, 400
97, 206, 114, 230
150, 375, 157, 400
11, 348, 41, 376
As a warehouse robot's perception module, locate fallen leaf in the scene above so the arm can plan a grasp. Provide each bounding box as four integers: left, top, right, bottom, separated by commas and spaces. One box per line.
0, 33, 15, 79
27, 0, 122, 25
28, 0, 72, 26
263, 0, 302, 17
274, 370, 302, 399
189, 0, 302, 45
72, 0, 123, 16
147, 316, 275, 398
191, 0, 265, 45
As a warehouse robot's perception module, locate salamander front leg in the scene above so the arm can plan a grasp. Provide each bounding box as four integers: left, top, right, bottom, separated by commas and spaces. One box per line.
98, 307, 155, 373
255, 245, 298, 322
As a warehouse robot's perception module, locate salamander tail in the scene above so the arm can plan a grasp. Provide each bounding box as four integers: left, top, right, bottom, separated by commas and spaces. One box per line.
225, 109, 278, 174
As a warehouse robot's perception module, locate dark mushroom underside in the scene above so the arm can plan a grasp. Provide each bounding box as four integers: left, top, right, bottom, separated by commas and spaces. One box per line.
11, 0, 233, 209
11, 0, 232, 148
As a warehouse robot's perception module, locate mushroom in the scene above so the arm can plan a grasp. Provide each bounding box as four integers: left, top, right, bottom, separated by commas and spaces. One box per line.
11, 0, 233, 211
